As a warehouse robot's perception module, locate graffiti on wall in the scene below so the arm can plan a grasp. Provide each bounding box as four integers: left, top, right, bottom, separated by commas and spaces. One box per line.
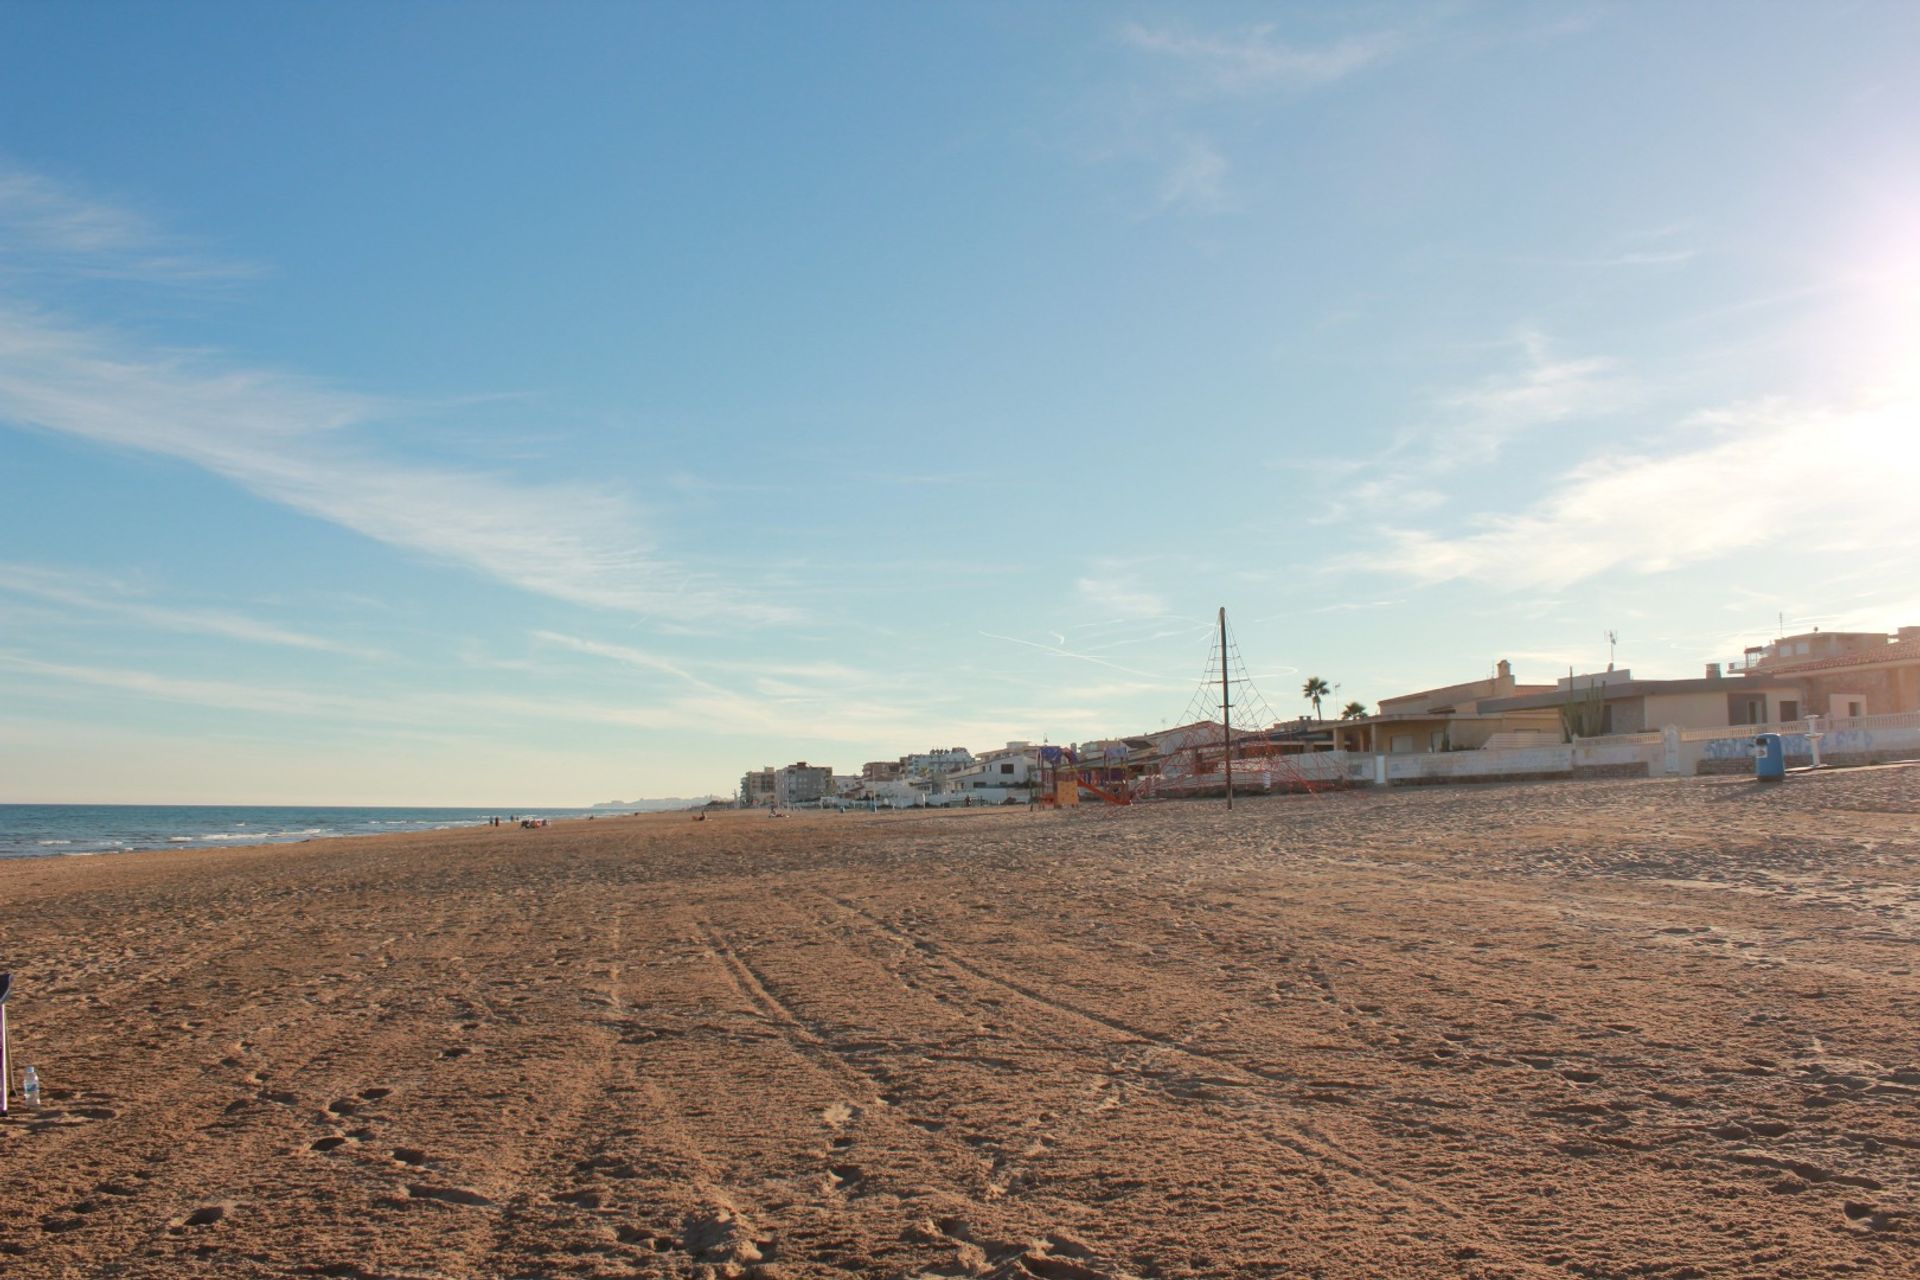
1700, 729, 1878, 760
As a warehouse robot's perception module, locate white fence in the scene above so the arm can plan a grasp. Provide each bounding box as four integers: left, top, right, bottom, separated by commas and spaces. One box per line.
1117, 713, 1920, 799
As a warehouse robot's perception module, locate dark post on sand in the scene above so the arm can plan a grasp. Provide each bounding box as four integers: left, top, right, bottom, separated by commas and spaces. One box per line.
0, 971, 13, 1113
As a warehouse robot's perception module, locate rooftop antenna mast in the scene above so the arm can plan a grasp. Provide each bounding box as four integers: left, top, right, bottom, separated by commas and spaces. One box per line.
1606, 629, 1619, 671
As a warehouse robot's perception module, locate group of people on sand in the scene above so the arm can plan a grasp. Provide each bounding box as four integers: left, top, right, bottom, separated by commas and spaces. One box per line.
485, 815, 547, 829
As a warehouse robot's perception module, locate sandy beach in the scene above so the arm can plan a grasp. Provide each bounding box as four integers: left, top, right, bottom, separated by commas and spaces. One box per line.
2, 772, 1917, 1278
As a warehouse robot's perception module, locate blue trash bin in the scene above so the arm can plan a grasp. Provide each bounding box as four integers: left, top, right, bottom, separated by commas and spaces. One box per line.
1753, 732, 1785, 781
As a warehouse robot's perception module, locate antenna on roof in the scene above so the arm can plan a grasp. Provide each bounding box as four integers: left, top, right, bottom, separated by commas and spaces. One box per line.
1605, 629, 1619, 671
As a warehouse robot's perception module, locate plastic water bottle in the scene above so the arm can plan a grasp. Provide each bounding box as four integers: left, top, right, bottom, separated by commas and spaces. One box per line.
21, 1066, 41, 1108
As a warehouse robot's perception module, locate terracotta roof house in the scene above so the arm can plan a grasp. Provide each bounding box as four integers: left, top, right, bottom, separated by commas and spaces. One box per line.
1742, 627, 1920, 717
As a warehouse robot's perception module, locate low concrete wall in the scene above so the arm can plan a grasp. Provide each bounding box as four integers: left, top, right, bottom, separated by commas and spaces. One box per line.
1685, 714, 1920, 775
1573, 735, 1660, 779
1384, 744, 1575, 785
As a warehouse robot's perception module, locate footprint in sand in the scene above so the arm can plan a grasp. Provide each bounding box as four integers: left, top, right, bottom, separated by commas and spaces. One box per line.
404, 1184, 494, 1209
172, 1204, 230, 1230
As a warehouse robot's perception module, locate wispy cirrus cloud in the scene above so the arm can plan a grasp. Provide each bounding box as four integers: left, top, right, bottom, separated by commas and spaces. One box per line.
1119, 21, 1402, 95
532, 629, 861, 685
0, 561, 381, 658
1073, 562, 1170, 620
0, 649, 1116, 752
0, 161, 790, 627
1157, 134, 1230, 211
0, 310, 790, 628
1099, 18, 1402, 215
1342, 393, 1920, 589
1428, 329, 1627, 465
978, 630, 1182, 684
0, 165, 258, 283
1298, 328, 1625, 525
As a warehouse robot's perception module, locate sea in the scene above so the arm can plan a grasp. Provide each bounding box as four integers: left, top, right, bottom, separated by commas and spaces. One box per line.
0, 804, 640, 859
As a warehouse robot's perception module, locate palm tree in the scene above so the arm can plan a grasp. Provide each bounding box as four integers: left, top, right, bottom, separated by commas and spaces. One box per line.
1302, 675, 1330, 722
1339, 700, 1367, 720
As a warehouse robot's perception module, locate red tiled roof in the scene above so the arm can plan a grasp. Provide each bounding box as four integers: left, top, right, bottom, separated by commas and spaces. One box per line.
1758, 636, 1920, 675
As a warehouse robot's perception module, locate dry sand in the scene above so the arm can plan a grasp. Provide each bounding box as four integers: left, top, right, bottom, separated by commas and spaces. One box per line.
3, 771, 1918, 1279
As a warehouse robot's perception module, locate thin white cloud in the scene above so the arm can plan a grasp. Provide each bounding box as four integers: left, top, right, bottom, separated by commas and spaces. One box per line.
1299, 329, 1626, 528
0, 306, 792, 624
0, 561, 379, 658
0, 166, 258, 283
1158, 135, 1229, 211
1120, 22, 1401, 94
0, 650, 1116, 752
1571, 249, 1698, 268
978, 630, 1180, 683
1344, 394, 1920, 589
1073, 568, 1169, 621
529, 629, 719, 689
1429, 329, 1626, 465
0, 162, 787, 626
531, 629, 862, 685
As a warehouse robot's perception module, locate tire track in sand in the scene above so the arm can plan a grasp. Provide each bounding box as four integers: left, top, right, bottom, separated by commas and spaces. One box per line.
820, 891, 1567, 1278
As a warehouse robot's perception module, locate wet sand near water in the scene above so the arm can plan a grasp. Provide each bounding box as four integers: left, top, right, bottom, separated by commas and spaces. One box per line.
2, 771, 1918, 1278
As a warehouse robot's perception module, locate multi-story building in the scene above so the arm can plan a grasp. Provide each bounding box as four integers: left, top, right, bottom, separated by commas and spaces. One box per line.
1740, 625, 1920, 718
773, 761, 834, 807
898, 747, 972, 792
740, 767, 777, 808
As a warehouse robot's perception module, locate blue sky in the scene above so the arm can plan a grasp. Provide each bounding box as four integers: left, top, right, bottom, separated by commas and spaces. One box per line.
3, 2, 1917, 804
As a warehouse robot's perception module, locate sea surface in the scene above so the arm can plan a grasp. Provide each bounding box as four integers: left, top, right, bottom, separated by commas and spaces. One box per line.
0, 804, 635, 859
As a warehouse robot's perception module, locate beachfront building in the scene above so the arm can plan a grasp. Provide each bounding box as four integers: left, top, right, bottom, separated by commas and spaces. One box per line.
942, 741, 1040, 801
1736, 626, 1920, 718
861, 760, 904, 782
1329, 660, 1561, 754
774, 762, 835, 807
740, 767, 777, 808
1477, 668, 1811, 735
898, 747, 973, 793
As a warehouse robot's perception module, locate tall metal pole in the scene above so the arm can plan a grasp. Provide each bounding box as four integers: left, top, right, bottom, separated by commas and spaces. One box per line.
1220, 606, 1233, 811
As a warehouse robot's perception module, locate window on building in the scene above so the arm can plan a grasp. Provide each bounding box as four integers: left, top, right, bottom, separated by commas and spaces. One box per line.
999, 763, 1014, 774
1779, 700, 1799, 722
1848, 700, 1865, 718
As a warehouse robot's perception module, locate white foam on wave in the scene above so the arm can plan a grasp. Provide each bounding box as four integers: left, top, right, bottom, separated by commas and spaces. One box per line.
37, 839, 72, 845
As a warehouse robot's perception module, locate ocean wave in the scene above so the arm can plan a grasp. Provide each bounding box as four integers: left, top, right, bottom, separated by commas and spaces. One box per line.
168, 836, 193, 842
37, 839, 72, 845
